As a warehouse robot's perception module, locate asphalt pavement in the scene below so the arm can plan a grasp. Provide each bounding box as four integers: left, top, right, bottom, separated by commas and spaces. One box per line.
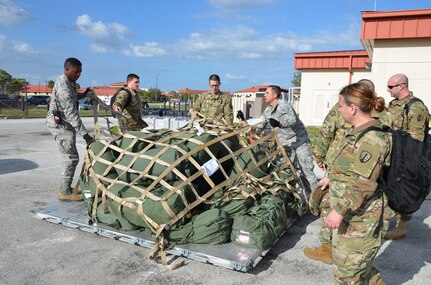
0, 117, 430, 285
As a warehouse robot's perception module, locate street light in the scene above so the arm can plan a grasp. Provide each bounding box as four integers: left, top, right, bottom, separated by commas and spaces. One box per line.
155, 73, 159, 104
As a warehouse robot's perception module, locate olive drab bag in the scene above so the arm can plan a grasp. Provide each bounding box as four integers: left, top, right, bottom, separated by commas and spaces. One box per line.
356, 115, 431, 215
230, 194, 288, 249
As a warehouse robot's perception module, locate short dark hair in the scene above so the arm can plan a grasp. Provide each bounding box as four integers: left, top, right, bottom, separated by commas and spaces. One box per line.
209, 74, 220, 82
269, 85, 281, 98
64, 57, 82, 69
127, 73, 139, 82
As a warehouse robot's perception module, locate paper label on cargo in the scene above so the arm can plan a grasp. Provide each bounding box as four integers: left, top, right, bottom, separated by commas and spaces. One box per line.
202, 159, 220, 176
83, 190, 92, 199
237, 231, 250, 244
246, 117, 265, 126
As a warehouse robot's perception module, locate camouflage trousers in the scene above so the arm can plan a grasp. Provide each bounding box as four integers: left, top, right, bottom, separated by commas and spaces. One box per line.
47, 123, 79, 190
331, 200, 389, 284
285, 142, 318, 194
319, 191, 332, 244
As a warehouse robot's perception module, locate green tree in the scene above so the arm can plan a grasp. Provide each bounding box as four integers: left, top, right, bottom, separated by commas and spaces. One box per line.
8, 78, 28, 94
0, 69, 13, 93
47, 80, 55, 88
291, 70, 302, 87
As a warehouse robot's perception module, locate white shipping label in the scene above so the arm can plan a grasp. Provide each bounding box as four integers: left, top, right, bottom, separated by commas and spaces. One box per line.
202, 158, 220, 176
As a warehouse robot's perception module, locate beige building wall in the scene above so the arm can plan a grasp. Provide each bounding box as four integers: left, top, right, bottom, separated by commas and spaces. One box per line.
298, 69, 371, 126
370, 39, 431, 109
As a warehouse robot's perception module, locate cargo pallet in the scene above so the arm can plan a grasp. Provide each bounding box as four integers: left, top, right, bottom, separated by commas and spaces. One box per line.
29, 202, 296, 272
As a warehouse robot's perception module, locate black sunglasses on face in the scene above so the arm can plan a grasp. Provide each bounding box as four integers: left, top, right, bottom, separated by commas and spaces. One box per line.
387, 83, 406, 89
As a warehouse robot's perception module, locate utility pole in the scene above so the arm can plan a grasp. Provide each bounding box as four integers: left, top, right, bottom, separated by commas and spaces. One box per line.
155, 73, 159, 106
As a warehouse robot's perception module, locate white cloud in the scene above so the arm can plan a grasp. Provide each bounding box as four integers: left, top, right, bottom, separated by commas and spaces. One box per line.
173, 22, 361, 60
75, 14, 130, 52
0, 0, 30, 26
225, 73, 247, 81
122, 42, 167, 58
13, 42, 35, 53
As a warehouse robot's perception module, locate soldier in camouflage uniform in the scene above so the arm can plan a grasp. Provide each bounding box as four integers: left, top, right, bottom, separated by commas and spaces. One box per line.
305, 79, 392, 265
46, 58, 95, 201
325, 83, 392, 285
305, 102, 351, 264
112, 73, 148, 131
191, 74, 233, 126
384, 73, 429, 240
257, 85, 317, 194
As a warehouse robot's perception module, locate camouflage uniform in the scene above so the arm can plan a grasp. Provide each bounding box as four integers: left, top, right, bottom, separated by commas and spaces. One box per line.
259, 99, 317, 193
46, 74, 89, 190
389, 92, 428, 141
312, 104, 392, 244
193, 91, 234, 126
112, 88, 148, 131
312, 103, 352, 244
387, 93, 429, 228
328, 119, 392, 284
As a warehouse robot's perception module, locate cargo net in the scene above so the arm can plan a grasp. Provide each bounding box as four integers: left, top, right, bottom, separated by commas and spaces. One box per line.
80, 122, 304, 260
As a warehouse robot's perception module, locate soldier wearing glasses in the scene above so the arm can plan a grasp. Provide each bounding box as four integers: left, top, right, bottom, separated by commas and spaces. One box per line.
385, 73, 429, 240
191, 74, 234, 126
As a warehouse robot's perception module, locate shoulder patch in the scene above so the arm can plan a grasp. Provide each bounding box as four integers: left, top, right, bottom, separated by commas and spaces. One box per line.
417, 114, 424, 122
359, 150, 372, 163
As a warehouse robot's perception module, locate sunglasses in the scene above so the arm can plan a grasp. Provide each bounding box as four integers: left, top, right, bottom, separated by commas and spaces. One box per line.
387, 83, 405, 89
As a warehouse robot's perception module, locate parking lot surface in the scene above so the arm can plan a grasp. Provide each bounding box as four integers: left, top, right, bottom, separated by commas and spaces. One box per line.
0, 118, 430, 285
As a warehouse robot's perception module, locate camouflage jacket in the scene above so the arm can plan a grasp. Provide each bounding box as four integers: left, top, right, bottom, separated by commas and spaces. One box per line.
46, 74, 89, 136
389, 93, 429, 141
112, 88, 148, 131
311, 103, 352, 166
258, 99, 309, 148
193, 91, 233, 126
328, 119, 392, 217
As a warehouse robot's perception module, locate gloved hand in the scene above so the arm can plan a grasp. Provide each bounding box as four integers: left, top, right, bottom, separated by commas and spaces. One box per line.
83, 87, 94, 97
269, 118, 281, 128
83, 134, 95, 146
236, 110, 245, 121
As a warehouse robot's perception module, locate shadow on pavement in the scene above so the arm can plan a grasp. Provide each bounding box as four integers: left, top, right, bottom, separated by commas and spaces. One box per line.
0, 158, 38, 174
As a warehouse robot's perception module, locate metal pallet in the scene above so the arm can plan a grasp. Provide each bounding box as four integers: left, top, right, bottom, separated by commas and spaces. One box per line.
29, 202, 295, 272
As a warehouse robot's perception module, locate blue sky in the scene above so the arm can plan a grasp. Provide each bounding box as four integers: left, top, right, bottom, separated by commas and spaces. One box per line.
1, 0, 430, 93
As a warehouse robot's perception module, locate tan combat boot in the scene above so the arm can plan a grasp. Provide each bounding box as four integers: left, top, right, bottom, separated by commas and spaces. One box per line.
303, 243, 333, 264
383, 218, 407, 240
58, 187, 84, 202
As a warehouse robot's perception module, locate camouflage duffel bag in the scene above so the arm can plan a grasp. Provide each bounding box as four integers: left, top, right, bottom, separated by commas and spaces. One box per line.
164, 208, 232, 245
231, 194, 288, 249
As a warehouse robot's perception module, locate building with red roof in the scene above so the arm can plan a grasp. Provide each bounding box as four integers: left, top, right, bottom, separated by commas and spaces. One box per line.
295, 8, 431, 126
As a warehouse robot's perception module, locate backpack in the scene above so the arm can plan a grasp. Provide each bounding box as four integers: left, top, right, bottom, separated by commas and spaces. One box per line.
356, 99, 431, 215
110, 88, 133, 118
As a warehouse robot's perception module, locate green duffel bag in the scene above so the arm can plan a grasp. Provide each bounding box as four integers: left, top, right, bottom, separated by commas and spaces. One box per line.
169, 132, 220, 165
211, 197, 256, 218
88, 140, 119, 177
119, 131, 151, 152
94, 200, 139, 231
115, 145, 190, 184
231, 194, 288, 249
165, 208, 232, 245
229, 145, 269, 178
120, 183, 195, 228
276, 190, 302, 218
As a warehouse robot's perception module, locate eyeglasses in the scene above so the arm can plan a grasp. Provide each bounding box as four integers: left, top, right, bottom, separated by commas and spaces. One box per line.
210, 84, 220, 88
387, 83, 406, 89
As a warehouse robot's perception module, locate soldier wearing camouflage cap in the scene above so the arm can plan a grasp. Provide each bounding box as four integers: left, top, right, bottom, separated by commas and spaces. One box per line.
112, 73, 148, 131
384, 73, 430, 240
